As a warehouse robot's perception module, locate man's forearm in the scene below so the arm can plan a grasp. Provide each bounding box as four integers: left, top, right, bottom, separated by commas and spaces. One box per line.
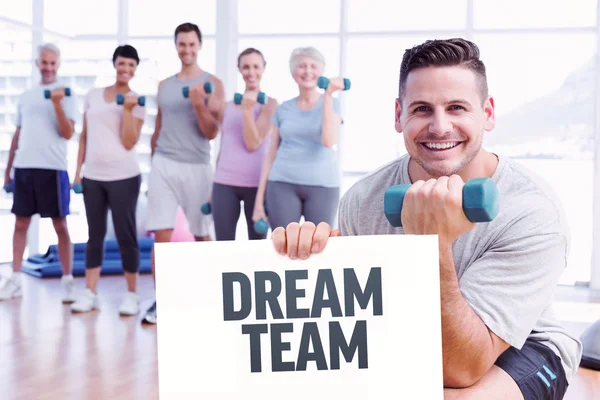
5, 131, 19, 179
193, 103, 219, 140
53, 102, 74, 139
439, 241, 498, 388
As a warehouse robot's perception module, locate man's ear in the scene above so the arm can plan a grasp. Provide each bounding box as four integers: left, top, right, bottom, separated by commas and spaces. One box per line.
395, 98, 403, 133
483, 95, 496, 131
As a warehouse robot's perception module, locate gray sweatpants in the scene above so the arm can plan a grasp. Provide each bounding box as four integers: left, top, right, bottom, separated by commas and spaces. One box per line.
265, 180, 339, 230
212, 182, 265, 241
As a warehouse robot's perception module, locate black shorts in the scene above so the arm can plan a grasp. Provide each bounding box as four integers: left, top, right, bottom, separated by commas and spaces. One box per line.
11, 168, 71, 218
495, 339, 568, 400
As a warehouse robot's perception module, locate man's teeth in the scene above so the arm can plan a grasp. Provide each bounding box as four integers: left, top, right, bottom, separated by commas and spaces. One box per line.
424, 142, 459, 150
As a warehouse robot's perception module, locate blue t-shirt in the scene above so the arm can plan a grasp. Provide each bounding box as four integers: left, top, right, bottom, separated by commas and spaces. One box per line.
269, 96, 341, 188
13, 81, 78, 171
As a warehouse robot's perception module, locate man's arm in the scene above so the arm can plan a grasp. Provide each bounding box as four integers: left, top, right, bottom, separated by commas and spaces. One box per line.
191, 76, 225, 140
50, 90, 75, 139
151, 107, 162, 156
401, 175, 569, 388
438, 242, 510, 388
4, 127, 20, 183
151, 80, 166, 156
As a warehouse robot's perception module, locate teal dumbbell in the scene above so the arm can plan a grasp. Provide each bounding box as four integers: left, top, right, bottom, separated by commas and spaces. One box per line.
72, 183, 83, 194
383, 177, 499, 227
182, 82, 214, 98
253, 219, 269, 235
3, 182, 13, 193
44, 87, 71, 99
201, 202, 211, 215
317, 76, 351, 91
234, 92, 267, 105
116, 93, 146, 106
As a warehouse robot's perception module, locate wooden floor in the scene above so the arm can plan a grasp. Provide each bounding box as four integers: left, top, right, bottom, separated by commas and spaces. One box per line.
0, 272, 158, 400
0, 272, 599, 399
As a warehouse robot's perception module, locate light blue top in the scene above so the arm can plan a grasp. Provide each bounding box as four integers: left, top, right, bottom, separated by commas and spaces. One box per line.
13, 81, 78, 171
269, 96, 341, 188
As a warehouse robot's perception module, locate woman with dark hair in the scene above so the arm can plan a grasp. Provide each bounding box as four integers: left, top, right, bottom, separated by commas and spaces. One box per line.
70, 44, 146, 315
211, 48, 278, 240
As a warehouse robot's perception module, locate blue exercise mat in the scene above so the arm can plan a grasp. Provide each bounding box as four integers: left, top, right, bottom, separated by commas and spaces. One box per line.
26, 238, 155, 263
21, 238, 154, 278
21, 258, 152, 278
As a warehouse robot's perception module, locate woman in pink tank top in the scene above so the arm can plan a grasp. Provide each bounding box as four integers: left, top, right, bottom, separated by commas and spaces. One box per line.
211, 48, 278, 240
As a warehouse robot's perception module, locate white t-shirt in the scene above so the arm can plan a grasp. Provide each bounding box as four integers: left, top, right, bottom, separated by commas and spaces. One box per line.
82, 87, 146, 181
13, 81, 78, 171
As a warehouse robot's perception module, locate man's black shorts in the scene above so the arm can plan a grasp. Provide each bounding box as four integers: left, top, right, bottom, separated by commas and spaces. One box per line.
495, 338, 568, 400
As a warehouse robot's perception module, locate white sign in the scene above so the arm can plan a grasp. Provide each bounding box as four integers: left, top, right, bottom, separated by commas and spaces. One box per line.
155, 235, 443, 400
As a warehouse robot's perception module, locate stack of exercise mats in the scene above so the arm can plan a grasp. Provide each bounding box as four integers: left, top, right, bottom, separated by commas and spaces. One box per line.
21, 238, 154, 278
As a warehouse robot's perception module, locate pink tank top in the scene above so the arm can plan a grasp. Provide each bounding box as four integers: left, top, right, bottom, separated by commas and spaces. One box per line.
214, 101, 270, 187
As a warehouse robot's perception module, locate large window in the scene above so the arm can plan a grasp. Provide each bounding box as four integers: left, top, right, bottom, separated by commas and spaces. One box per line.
238, 0, 340, 34
473, 0, 596, 29
474, 32, 596, 284
44, 0, 119, 36
0, 2, 32, 25
347, 0, 468, 32
128, 0, 216, 36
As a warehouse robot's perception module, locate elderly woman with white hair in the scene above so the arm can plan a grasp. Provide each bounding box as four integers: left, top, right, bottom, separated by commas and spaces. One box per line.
253, 46, 345, 234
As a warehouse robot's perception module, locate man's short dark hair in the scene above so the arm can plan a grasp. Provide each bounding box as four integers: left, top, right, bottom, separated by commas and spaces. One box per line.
112, 44, 139, 65
398, 38, 488, 105
174, 22, 202, 43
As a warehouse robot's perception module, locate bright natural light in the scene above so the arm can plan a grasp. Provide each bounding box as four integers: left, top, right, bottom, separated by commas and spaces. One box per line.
0, 0, 598, 287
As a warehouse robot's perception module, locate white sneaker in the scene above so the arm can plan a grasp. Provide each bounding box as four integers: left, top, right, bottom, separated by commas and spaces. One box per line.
61, 275, 76, 303
142, 301, 157, 324
0, 275, 22, 301
119, 292, 140, 316
70, 289, 100, 313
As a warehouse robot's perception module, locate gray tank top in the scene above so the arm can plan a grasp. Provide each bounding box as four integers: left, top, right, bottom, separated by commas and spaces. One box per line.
155, 72, 212, 164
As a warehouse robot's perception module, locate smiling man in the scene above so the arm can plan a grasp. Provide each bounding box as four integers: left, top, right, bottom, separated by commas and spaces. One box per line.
143, 22, 226, 325
270, 38, 582, 399
2, 43, 77, 304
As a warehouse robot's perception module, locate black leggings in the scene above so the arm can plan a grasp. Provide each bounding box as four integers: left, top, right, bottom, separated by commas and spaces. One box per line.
82, 175, 141, 273
212, 182, 265, 240
265, 180, 340, 230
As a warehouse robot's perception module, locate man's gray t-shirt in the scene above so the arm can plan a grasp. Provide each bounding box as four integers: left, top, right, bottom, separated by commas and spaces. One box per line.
338, 153, 582, 382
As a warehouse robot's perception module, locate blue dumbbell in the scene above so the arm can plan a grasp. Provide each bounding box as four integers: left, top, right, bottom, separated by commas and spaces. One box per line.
317, 76, 351, 91
201, 202, 211, 215
383, 177, 499, 227
182, 82, 214, 98
3, 182, 13, 194
116, 93, 146, 106
72, 183, 83, 194
234, 92, 267, 105
44, 87, 71, 99
253, 219, 269, 235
